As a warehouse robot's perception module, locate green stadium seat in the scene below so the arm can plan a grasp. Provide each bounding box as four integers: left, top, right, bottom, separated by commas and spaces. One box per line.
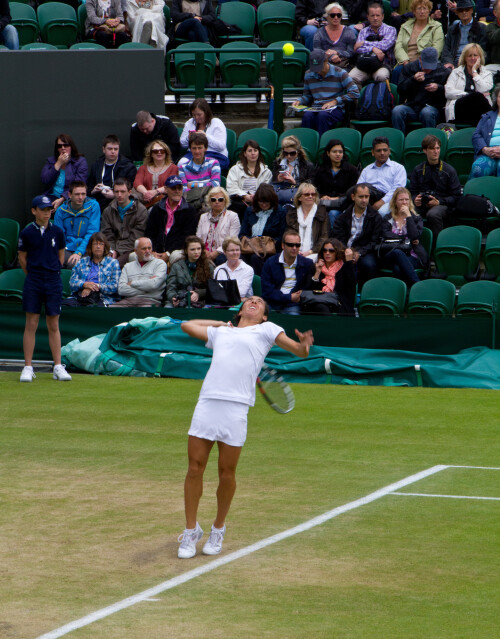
60, 268, 72, 298
235, 128, 278, 165
172, 42, 217, 91
225, 128, 237, 168
484, 228, 500, 282
10, 2, 39, 47
118, 42, 154, 49
0, 268, 26, 301
403, 127, 448, 174
461, 176, 500, 228
265, 41, 308, 91
77, 3, 88, 40
219, 2, 256, 42
456, 280, 500, 317
358, 277, 407, 316
257, 0, 295, 44
360, 127, 404, 166
252, 274, 261, 296
37, 2, 78, 48
70, 42, 106, 50
278, 127, 319, 163
407, 279, 456, 316
434, 225, 482, 286
444, 127, 475, 185
318, 128, 362, 165
219, 41, 261, 89
0, 218, 20, 265
21, 42, 58, 50
350, 83, 399, 132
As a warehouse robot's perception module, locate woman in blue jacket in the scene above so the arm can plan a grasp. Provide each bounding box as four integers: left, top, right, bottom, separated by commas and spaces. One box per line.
470, 86, 500, 178
41, 133, 88, 209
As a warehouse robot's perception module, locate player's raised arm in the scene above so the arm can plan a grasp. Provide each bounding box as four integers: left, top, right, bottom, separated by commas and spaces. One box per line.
275, 329, 314, 358
181, 319, 228, 341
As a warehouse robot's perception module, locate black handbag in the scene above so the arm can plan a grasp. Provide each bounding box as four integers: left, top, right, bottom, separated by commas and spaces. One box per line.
206, 268, 241, 307
376, 237, 412, 258
300, 289, 340, 309
455, 194, 499, 220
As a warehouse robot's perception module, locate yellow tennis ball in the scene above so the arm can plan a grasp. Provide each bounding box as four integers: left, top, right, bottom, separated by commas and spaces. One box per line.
282, 42, 294, 56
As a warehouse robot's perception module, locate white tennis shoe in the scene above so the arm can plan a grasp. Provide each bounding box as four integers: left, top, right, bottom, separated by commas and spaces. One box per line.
178, 522, 204, 558
20, 366, 35, 382
53, 364, 72, 381
202, 525, 226, 555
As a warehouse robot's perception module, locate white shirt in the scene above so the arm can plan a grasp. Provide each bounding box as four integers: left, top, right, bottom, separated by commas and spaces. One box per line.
200, 322, 284, 406
214, 260, 254, 298
278, 251, 297, 295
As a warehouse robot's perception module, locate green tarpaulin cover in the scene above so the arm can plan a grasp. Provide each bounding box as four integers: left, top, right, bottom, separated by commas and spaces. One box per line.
61, 316, 500, 389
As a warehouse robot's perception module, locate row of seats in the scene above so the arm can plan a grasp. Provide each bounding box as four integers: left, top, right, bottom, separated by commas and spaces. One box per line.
359, 277, 500, 317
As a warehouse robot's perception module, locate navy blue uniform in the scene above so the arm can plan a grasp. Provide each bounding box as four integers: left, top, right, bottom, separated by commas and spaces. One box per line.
18, 221, 66, 315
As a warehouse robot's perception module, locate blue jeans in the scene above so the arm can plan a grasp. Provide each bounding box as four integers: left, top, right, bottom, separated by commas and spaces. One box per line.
469, 155, 500, 179
0, 25, 20, 50
175, 18, 209, 43
302, 107, 344, 137
270, 303, 301, 315
382, 249, 420, 286
328, 209, 342, 230
300, 25, 318, 51
391, 104, 439, 134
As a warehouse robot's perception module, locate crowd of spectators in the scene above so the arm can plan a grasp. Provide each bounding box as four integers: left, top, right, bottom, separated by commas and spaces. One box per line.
8, 0, 500, 317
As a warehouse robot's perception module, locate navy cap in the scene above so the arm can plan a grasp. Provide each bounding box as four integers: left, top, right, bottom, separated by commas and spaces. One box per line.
309, 49, 327, 73
420, 47, 438, 70
456, 0, 474, 8
31, 195, 54, 209
164, 175, 183, 188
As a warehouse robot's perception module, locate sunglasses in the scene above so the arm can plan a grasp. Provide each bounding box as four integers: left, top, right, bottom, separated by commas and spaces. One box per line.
152, 149, 166, 154
323, 248, 336, 253
283, 150, 297, 157
57, 143, 70, 148
284, 242, 301, 248
210, 197, 225, 202
302, 192, 316, 197
329, 12, 342, 17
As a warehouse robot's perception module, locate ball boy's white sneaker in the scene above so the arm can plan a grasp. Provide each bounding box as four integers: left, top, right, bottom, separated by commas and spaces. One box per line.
20, 366, 35, 382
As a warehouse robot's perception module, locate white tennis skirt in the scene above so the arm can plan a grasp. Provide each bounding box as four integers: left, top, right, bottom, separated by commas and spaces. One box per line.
188, 398, 250, 447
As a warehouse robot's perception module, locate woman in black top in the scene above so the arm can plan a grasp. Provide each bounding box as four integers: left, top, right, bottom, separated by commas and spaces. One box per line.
314, 139, 359, 230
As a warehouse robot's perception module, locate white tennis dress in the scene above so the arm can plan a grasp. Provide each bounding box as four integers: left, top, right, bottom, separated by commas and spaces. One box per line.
188, 322, 284, 446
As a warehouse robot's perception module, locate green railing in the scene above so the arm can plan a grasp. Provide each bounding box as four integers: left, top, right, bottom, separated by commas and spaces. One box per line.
165, 45, 287, 135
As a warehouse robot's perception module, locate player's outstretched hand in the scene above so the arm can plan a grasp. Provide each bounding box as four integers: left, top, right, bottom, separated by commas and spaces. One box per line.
295, 329, 314, 355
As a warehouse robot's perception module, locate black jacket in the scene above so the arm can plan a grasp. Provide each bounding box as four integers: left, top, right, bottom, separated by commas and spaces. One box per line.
87, 154, 137, 209
441, 20, 487, 66
239, 206, 286, 245
409, 160, 462, 209
130, 112, 181, 163
381, 212, 428, 267
304, 260, 356, 315
397, 60, 451, 110
145, 197, 198, 254
332, 203, 382, 256
271, 157, 316, 184
169, 0, 216, 40
295, 0, 329, 28
0, 0, 12, 33
313, 160, 360, 197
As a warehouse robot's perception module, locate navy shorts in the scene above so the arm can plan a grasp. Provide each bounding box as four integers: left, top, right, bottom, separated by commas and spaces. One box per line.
23, 273, 63, 316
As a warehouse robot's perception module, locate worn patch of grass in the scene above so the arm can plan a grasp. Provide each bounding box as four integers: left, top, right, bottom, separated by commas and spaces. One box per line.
0, 374, 498, 638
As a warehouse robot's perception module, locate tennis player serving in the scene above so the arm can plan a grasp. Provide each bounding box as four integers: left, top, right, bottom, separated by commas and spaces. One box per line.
178, 296, 314, 558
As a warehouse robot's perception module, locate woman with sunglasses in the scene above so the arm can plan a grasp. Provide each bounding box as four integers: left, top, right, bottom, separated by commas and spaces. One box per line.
196, 187, 240, 264
314, 139, 360, 229
285, 182, 329, 261
302, 237, 356, 315
312, 2, 356, 69
271, 135, 315, 206
41, 134, 88, 209
165, 235, 214, 308
226, 140, 272, 220
239, 183, 286, 275
133, 140, 178, 207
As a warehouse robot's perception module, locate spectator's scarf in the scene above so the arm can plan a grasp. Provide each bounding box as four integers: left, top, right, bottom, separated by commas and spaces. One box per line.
321, 260, 343, 292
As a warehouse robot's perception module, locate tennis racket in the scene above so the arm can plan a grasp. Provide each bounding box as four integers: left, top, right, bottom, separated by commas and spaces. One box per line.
256, 364, 295, 414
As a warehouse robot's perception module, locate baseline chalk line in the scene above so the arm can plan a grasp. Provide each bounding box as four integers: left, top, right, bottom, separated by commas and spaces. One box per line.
392, 492, 500, 501
34, 464, 447, 639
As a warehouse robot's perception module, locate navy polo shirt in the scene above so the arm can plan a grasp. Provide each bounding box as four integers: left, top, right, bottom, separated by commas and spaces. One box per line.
18, 221, 66, 275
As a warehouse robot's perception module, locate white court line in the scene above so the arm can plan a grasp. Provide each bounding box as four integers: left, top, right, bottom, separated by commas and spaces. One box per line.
34, 464, 447, 639
392, 492, 500, 501
445, 465, 500, 470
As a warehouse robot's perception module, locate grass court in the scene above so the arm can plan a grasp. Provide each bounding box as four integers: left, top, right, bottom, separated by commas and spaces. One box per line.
1, 373, 499, 639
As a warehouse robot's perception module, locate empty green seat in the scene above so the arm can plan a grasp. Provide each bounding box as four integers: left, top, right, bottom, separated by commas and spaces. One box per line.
358, 277, 407, 316
235, 128, 278, 165
360, 127, 404, 166
219, 2, 256, 42
456, 280, 500, 317
119, 41, 153, 49
444, 127, 475, 184
37, 2, 78, 48
0, 218, 20, 271
319, 128, 362, 165
266, 41, 308, 90
403, 127, 448, 174
278, 128, 319, 163
70, 41, 106, 50
484, 228, 500, 282
434, 225, 482, 286
257, 0, 295, 44
172, 42, 217, 90
21, 42, 58, 50
407, 279, 456, 316
10, 2, 39, 46
0, 269, 26, 301
220, 41, 261, 89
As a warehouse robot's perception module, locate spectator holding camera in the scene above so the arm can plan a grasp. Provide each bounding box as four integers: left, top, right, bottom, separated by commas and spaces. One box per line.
409, 134, 461, 239
349, 2, 397, 87
296, 0, 330, 51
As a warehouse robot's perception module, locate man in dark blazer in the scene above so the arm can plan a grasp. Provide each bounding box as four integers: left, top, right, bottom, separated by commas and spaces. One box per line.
261, 229, 315, 314
332, 183, 382, 286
